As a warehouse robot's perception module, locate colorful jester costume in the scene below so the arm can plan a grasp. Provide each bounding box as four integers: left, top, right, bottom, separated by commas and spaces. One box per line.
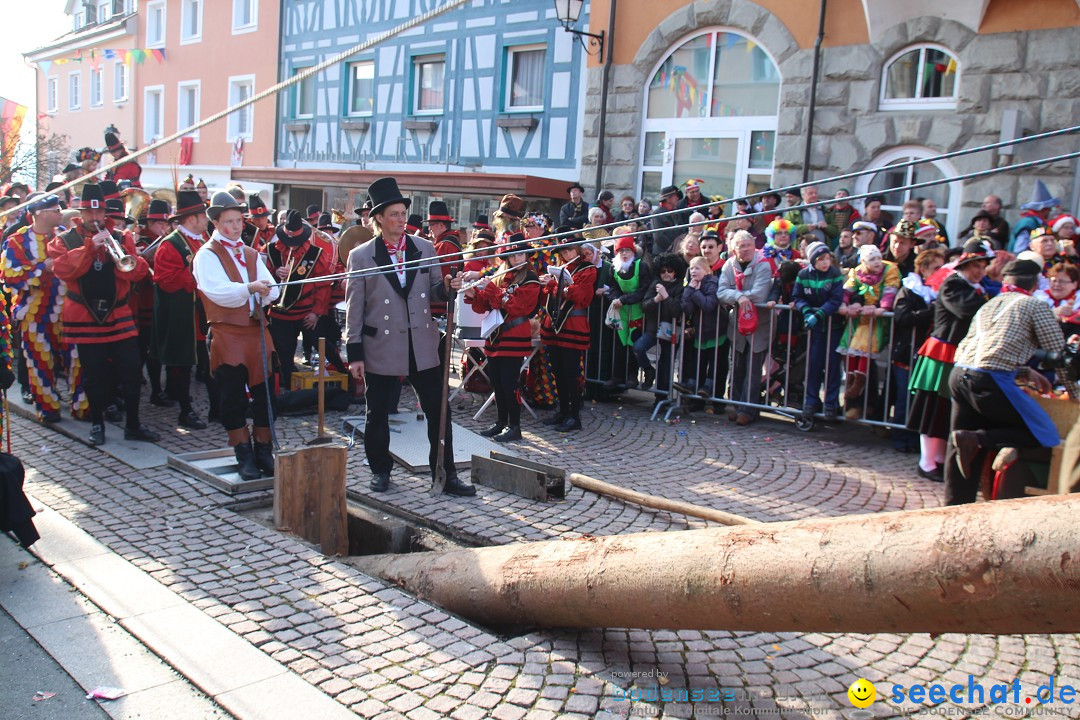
2, 225, 88, 419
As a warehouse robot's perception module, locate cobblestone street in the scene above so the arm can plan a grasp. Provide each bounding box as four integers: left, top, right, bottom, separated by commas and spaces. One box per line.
9, 378, 1080, 719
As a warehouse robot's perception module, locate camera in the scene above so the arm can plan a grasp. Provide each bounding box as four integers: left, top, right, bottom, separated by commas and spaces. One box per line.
1033, 340, 1080, 382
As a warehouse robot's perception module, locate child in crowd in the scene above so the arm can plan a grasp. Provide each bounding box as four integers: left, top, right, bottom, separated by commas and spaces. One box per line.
793, 242, 845, 420
636, 253, 688, 393
678, 256, 722, 397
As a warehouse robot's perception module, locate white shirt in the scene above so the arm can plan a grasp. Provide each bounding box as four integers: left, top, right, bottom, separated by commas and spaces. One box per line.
192, 232, 280, 311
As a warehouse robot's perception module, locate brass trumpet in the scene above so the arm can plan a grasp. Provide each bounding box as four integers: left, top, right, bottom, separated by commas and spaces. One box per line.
88, 220, 138, 272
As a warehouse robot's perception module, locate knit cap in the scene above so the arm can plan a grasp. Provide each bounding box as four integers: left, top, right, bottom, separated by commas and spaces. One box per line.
806, 241, 831, 265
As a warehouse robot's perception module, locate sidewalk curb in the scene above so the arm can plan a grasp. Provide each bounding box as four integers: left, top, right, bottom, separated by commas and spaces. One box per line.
11, 494, 356, 720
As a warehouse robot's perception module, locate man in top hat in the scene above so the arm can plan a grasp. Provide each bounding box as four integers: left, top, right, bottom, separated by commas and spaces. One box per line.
354, 198, 373, 229
428, 200, 462, 319
559, 182, 589, 229
265, 209, 332, 390
103, 131, 142, 188
241, 194, 276, 252
305, 204, 321, 225
1011, 180, 1061, 254
344, 177, 475, 497
152, 190, 220, 431
1, 194, 87, 422
134, 197, 173, 406
650, 185, 684, 255
191, 192, 280, 482
48, 183, 157, 445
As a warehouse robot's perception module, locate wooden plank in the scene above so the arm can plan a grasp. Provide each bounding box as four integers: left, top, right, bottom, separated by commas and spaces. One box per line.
319, 446, 349, 556
275, 445, 349, 555
488, 451, 565, 498
471, 455, 547, 501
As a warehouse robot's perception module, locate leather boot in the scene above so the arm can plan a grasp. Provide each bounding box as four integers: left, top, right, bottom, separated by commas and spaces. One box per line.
442, 472, 477, 497
844, 371, 866, 401
252, 426, 275, 477
233, 440, 260, 481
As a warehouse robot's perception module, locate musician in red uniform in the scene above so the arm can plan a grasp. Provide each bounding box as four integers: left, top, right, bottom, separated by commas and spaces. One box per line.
265, 210, 332, 390
428, 201, 462, 318
48, 183, 157, 446
539, 231, 597, 432
103, 132, 142, 188
241, 194, 275, 252
458, 232, 541, 442
134, 197, 172, 407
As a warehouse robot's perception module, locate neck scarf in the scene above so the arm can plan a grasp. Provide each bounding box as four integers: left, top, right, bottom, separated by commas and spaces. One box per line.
902, 272, 938, 305
385, 234, 406, 285
214, 230, 247, 267
1001, 283, 1033, 296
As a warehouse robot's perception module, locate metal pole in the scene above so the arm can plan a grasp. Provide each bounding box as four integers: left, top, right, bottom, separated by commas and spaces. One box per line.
592, 0, 617, 196
801, 0, 828, 183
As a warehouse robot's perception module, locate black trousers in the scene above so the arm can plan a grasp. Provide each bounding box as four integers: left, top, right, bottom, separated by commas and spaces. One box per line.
214, 364, 271, 432
487, 355, 522, 428
363, 345, 454, 478
548, 346, 583, 419
138, 325, 163, 395
269, 317, 304, 390
314, 315, 347, 374
77, 338, 142, 428
944, 367, 1041, 505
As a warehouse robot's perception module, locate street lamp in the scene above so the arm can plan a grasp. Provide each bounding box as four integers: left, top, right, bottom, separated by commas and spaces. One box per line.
553, 0, 604, 61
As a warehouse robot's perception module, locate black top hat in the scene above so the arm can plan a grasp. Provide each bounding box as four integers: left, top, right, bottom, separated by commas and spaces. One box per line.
305, 204, 321, 220
247, 194, 272, 217
207, 191, 247, 222
406, 214, 423, 233
316, 212, 338, 232
472, 214, 491, 230
99, 180, 120, 200
105, 198, 126, 219
567, 182, 585, 194
354, 198, 373, 215
367, 177, 411, 216
145, 198, 171, 221
276, 209, 313, 246
78, 184, 105, 210
659, 185, 683, 202
427, 200, 452, 223
171, 191, 206, 221
104, 131, 125, 153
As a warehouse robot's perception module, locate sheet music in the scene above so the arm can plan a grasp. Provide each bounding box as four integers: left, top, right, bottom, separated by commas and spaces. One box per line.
481, 309, 504, 338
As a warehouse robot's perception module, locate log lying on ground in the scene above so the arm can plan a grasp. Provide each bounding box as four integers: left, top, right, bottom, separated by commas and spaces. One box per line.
569, 473, 758, 526
362, 494, 1080, 633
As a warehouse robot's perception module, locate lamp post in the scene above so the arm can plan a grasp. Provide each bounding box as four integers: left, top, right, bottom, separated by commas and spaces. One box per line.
553, 0, 604, 61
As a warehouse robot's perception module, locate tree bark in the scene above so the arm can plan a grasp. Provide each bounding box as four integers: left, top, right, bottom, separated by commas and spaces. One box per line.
361, 495, 1080, 633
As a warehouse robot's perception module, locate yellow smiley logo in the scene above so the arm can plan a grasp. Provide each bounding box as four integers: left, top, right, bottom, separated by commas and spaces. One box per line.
848, 678, 876, 708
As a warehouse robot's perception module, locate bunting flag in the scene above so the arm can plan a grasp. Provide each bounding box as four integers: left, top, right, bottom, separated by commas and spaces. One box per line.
945, 57, 957, 75
39, 47, 166, 70
0, 97, 28, 158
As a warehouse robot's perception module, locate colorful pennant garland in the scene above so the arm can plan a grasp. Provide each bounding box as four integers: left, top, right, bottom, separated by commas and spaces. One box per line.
38, 47, 166, 75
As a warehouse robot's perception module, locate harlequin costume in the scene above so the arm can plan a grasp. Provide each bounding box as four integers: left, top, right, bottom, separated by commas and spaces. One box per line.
0, 289, 14, 435
265, 209, 331, 390
465, 233, 541, 442
47, 184, 157, 445
0, 195, 87, 421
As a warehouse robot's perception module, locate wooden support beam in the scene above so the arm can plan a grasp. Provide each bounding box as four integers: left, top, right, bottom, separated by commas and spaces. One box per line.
274, 445, 349, 556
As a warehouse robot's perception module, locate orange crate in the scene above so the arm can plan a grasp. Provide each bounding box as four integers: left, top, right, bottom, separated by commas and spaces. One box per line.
290, 370, 348, 391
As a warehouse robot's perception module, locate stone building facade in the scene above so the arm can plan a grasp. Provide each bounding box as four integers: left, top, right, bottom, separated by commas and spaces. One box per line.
580, 0, 1079, 239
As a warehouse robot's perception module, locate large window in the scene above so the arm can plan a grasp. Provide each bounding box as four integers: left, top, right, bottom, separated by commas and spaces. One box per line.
233, 0, 257, 33
293, 68, 315, 118
505, 45, 545, 111
881, 44, 958, 111
47, 78, 58, 113
146, 0, 165, 47
227, 75, 255, 141
97, 0, 111, 23
90, 67, 103, 107
178, 81, 201, 139
144, 85, 164, 144
113, 62, 128, 102
68, 73, 81, 111
413, 55, 445, 114
348, 61, 374, 116
639, 29, 780, 203
857, 147, 962, 240
180, 0, 202, 44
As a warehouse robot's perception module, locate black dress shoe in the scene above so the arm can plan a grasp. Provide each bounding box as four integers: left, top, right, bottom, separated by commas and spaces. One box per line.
234, 441, 260, 481
541, 413, 565, 426
370, 472, 390, 492
149, 392, 174, 407
641, 367, 656, 390
88, 423, 106, 446
105, 405, 123, 423
41, 411, 62, 424
478, 423, 505, 438
253, 442, 275, 477
178, 411, 208, 430
951, 430, 983, 480
443, 475, 477, 497
917, 466, 944, 482
555, 417, 582, 432
20, 391, 33, 404
124, 424, 160, 442
493, 425, 522, 442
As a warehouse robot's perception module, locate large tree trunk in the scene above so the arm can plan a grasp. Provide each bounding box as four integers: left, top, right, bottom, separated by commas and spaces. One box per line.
360, 495, 1080, 633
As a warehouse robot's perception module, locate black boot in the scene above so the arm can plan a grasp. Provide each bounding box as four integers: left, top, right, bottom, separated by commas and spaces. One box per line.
642, 366, 656, 390
555, 416, 582, 432
253, 442, 275, 477
89, 423, 106, 446
179, 409, 208, 430
493, 425, 521, 442
149, 391, 174, 407
233, 441, 260, 481
442, 472, 477, 497
479, 423, 505, 437
542, 413, 566, 426
125, 424, 160, 442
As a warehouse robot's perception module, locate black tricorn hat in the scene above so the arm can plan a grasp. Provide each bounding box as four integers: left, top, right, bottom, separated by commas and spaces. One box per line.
275, 209, 313, 245
171, 191, 207, 221
427, 200, 452, 223
367, 177, 411, 216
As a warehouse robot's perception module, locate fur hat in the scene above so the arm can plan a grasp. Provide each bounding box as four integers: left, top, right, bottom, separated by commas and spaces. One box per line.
496, 194, 525, 219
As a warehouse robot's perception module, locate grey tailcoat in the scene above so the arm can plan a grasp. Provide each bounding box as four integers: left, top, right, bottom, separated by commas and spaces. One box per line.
344, 234, 448, 376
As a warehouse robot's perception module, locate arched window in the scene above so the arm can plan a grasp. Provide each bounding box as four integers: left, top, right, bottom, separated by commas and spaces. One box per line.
856, 147, 963, 241
639, 30, 780, 205
880, 44, 959, 111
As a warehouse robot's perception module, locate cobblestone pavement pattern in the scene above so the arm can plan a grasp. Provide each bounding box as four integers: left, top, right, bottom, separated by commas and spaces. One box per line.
12, 371, 1080, 719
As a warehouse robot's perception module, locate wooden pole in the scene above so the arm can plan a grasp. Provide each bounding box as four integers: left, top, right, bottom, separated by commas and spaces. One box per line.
570, 473, 757, 526
358, 494, 1080, 633
316, 337, 326, 439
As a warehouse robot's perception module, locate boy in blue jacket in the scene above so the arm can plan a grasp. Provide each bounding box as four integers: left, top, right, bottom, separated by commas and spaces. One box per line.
793, 242, 845, 420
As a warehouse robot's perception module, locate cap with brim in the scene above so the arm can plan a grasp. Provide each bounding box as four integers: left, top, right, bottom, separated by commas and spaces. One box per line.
955, 239, 995, 268
28, 195, 61, 214
170, 190, 208, 221
659, 185, 682, 201
1003, 259, 1043, 278
852, 220, 878, 233
206, 191, 247, 222
275, 209, 313, 244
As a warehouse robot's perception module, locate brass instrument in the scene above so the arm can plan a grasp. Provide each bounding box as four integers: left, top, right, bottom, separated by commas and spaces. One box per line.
121, 187, 151, 224
336, 224, 373, 265
87, 219, 137, 272
275, 250, 297, 308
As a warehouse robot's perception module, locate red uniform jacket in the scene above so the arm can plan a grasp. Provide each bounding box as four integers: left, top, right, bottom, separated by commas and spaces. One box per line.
466, 271, 541, 358
432, 230, 463, 317
154, 230, 208, 341
540, 259, 596, 351
265, 238, 331, 321
108, 160, 142, 188
48, 223, 149, 344
130, 228, 159, 327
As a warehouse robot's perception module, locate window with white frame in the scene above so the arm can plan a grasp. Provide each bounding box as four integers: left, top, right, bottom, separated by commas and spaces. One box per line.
90, 67, 103, 107
68, 73, 81, 111
881, 44, 959, 111
74, 11, 85, 30
233, 0, 257, 33
227, 76, 255, 141
505, 45, 545, 111
178, 81, 201, 139
47, 78, 58, 113
144, 85, 164, 144
146, 0, 165, 47
348, 61, 374, 116
113, 62, 128, 102
293, 68, 315, 118
97, 0, 111, 22
413, 54, 445, 114
858, 147, 962, 239
180, 0, 202, 44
